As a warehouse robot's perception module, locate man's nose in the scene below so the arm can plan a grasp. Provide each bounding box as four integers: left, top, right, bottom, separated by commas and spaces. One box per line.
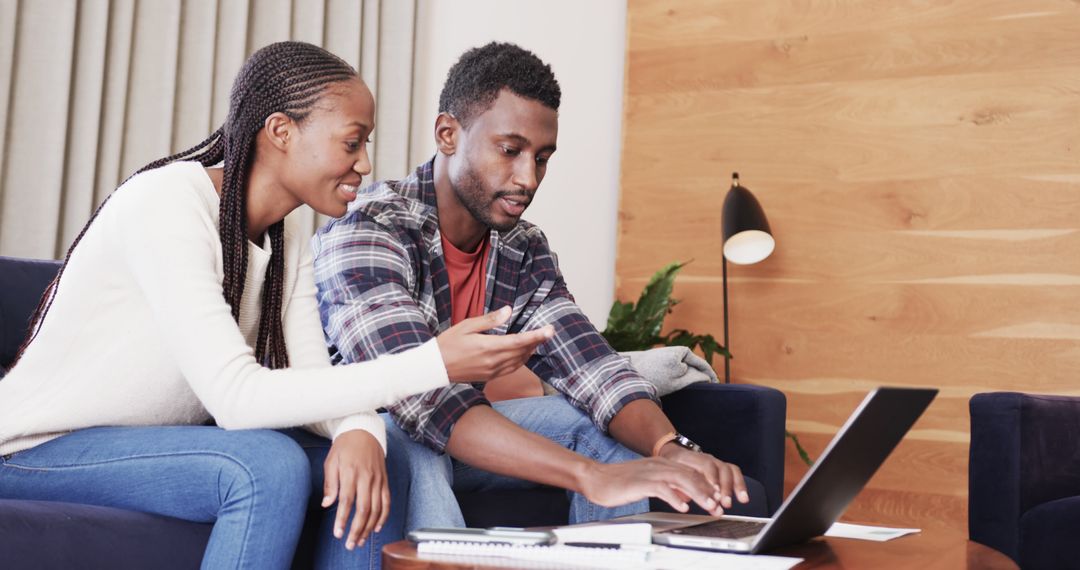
512, 158, 538, 191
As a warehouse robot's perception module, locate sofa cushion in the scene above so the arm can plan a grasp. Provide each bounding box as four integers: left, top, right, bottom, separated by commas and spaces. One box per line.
458, 487, 570, 528
0, 498, 211, 570
1019, 495, 1080, 570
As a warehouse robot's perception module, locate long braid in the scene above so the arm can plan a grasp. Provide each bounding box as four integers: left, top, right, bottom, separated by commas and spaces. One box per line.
255, 222, 288, 368
13, 41, 359, 372
219, 127, 253, 322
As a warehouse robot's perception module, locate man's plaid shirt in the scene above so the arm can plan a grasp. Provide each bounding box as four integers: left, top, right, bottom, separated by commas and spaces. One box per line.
311, 160, 658, 452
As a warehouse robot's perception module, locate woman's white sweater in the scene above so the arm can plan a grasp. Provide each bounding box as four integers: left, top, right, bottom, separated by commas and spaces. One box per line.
0, 162, 448, 456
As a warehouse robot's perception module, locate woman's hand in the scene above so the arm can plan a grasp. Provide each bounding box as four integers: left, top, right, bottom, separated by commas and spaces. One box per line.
437, 307, 554, 383
321, 430, 388, 551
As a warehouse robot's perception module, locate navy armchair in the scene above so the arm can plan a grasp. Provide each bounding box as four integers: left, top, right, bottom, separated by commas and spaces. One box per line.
1, 255, 786, 568
969, 392, 1080, 569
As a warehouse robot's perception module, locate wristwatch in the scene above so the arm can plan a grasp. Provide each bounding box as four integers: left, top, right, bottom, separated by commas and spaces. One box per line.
652, 431, 703, 456
671, 432, 702, 453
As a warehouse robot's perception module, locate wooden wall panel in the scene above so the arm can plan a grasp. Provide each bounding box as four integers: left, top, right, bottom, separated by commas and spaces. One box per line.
619, 0, 1080, 531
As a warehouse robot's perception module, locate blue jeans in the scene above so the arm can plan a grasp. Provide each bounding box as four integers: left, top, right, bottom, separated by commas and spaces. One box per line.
281, 428, 406, 570
0, 426, 402, 570
383, 395, 649, 531
0, 426, 308, 569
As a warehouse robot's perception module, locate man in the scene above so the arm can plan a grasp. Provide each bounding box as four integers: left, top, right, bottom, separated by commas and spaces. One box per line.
312, 42, 755, 530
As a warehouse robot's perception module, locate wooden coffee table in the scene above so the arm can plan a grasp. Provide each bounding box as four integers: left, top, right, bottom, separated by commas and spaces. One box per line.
382, 525, 1017, 569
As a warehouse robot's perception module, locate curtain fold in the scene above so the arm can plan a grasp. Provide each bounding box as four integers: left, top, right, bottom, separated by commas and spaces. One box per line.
0, 0, 417, 259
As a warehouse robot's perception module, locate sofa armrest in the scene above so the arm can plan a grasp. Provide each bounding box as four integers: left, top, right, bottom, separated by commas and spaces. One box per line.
969, 392, 1080, 562
660, 382, 786, 514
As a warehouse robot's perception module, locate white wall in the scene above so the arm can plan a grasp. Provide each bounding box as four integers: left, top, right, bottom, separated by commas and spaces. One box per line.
410, 0, 626, 328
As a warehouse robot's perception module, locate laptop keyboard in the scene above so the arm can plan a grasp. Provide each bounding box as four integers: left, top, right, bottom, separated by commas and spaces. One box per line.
671, 519, 767, 539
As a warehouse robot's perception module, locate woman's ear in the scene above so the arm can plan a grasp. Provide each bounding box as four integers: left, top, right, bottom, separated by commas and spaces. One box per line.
434, 112, 459, 156
263, 112, 293, 152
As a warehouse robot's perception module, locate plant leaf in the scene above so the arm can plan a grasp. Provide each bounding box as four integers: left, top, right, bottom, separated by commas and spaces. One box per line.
786, 430, 814, 466
604, 300, 636, 332
633, 261, 685, 339
601, 260, 733, 365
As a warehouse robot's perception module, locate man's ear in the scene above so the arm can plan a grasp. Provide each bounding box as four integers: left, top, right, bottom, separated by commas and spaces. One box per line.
434, 112, 459, 156
263, 112, 293, 152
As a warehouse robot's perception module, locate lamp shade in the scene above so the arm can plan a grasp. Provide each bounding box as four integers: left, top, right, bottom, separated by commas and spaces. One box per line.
722, 173, 774, 265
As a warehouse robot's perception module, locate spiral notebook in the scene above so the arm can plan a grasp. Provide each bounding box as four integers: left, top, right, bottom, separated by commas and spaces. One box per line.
416, 541, 648, 569
415, 540, 801, 569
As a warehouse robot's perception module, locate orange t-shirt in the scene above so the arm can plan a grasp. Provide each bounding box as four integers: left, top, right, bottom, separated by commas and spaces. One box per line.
441, 232, 543, 401
441, 233, 490, 325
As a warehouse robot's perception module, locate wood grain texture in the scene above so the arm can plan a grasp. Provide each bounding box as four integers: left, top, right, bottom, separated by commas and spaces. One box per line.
619, 0, 1080, 532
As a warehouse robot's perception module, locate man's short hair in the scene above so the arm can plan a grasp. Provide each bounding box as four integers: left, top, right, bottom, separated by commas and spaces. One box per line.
438, 42, 561, 128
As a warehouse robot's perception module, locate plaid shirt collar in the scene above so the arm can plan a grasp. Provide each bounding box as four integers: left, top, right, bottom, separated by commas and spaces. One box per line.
388, 159, 536, 326
399, 158, 532, 262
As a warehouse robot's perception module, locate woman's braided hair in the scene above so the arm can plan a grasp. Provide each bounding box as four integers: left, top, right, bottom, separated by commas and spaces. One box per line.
14, 41, 358, 370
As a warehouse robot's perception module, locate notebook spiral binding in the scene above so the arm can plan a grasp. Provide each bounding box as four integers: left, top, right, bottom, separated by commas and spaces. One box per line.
416, 540, 651, 569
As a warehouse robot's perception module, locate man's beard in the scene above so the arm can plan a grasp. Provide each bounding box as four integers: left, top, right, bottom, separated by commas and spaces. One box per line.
452, 163, 531, 232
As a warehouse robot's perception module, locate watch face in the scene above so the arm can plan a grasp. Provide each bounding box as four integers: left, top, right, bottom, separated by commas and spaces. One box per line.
674, 434, 702, 452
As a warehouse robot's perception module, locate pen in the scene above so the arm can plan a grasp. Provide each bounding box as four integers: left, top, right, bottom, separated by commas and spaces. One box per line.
563, 542, 620, 549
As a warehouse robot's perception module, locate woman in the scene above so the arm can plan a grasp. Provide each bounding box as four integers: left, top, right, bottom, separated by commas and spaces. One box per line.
0, 41, 551, 569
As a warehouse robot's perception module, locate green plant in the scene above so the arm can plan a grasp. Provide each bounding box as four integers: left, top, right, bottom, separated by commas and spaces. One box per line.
602, 262, 729, 363
601, 260, 813, 466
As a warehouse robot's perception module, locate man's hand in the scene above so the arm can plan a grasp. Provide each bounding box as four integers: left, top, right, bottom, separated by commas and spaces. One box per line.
658, 444, 749, 511
578, 456, 729, 516
321, 430, 389, 551
606, 399, 751, 513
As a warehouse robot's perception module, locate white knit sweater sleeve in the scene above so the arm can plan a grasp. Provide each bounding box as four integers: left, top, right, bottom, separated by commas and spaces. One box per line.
111, 170, 448, 432
281, 227, 388, 452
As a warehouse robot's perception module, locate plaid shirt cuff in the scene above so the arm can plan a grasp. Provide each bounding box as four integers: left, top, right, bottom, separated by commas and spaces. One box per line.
423, 388, 492, 451
592, 371, 660, 433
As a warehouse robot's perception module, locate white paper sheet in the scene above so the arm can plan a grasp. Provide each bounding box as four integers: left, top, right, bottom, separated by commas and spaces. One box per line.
646, 546, 802, 570
552, 522, 653, 545
825, 521, 921, 541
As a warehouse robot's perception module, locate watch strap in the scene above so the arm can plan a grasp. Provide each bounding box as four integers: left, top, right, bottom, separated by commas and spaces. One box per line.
650, 431, 678, 457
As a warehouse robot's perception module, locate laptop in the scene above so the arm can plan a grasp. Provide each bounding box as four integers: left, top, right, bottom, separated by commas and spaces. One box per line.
624, 386, 937, 554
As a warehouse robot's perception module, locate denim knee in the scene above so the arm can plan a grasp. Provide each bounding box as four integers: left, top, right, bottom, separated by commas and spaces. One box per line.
215, 430, 310, 511
384, 417, 450, 482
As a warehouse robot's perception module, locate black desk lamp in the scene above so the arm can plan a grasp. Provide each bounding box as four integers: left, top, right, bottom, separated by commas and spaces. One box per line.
721, 172, 775, 383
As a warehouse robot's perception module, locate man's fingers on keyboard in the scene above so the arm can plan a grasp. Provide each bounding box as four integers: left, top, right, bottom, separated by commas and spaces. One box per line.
657, 465, 718, 513
730, 463, 750, 504
654, 484, 689, 513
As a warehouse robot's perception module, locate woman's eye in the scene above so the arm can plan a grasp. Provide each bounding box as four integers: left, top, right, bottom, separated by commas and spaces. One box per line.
346, 140, 361, 151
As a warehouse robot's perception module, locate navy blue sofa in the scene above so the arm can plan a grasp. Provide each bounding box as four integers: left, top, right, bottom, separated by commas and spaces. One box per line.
0, 255, 787, 568
969, 392, 1080, 569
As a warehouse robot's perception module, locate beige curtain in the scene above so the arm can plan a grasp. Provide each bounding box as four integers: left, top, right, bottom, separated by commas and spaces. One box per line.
0, 0, 418, 259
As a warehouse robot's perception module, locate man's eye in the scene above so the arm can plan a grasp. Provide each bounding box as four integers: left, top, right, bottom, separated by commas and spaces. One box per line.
536, 155, 550, 165
346, 141, 360, 151
500, 145, 520, 156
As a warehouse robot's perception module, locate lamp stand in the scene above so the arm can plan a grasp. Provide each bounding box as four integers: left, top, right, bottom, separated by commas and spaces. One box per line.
722, 256, 730, 384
